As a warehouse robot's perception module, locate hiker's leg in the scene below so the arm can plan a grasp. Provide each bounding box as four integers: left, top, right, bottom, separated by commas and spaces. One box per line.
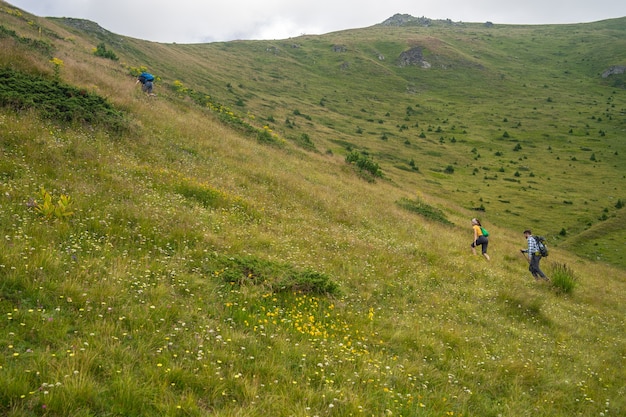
536, 259, 548, 279
531, 256, 547, 280
478, 237, 489, 260
480, 237, 489, 254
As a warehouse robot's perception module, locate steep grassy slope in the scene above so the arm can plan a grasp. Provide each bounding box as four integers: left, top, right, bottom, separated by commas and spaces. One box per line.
39, 14, 625, 265
1, 2, 625, 416
169, 22, 626, 265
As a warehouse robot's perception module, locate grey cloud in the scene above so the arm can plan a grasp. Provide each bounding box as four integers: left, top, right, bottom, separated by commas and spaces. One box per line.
7, 0, 626, 43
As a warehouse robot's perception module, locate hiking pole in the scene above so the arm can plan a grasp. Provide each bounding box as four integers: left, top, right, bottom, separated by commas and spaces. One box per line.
519, 250, 530, 264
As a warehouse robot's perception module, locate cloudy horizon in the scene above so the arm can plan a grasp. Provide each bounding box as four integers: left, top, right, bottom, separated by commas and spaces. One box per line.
6, 0, 626, 44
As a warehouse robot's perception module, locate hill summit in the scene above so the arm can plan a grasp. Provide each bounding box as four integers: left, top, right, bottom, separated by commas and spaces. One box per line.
382, 13, 432, 26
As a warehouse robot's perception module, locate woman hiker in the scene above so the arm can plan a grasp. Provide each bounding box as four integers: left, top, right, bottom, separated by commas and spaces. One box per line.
470, 218, 490, 261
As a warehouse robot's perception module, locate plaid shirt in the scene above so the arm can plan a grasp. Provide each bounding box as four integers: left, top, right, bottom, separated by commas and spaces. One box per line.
527, 236, 540, 256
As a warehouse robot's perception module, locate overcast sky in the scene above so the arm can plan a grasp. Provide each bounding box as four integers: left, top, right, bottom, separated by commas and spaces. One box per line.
7, 0, 626, 43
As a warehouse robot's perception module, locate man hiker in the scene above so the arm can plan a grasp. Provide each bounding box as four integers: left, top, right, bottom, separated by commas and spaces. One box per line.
136, 72, 156, 96
521, 229, 549, 281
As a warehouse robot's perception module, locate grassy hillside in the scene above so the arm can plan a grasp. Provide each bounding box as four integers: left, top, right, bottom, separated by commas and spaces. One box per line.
1, 2, 625, 416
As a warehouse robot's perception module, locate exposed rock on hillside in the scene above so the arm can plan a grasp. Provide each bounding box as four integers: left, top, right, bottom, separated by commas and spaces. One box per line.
602, 65, 626, 78
53, 17, 125, 46
380, 14, 460, 28
381, 14, 432, 27
398, 46, 430, 68
54, 18, 111, 36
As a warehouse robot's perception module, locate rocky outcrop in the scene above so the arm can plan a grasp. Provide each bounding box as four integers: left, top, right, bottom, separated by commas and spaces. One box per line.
398, 46, 430, 68
54, 18, 111, 36
602, 65, 626, 78
381, 14, 432, 27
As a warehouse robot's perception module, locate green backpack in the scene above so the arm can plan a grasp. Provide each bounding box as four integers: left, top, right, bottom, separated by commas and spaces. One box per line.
480, 227, 489, 237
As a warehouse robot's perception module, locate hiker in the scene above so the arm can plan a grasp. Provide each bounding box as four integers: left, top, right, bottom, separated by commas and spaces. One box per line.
470, 218, 490, 260
136, 72, 155, 96
521, 229, 549, 281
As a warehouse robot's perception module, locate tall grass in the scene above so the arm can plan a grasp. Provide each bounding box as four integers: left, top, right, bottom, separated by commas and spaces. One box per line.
549, 262, 578, 294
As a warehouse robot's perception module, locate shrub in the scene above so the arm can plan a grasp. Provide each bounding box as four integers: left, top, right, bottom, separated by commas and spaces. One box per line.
292, 132, 315, 150
173, 80, 188, 94
550, 263, 577, 294
0, 68, 128, 132
396, 197, 453, 225
277, 270, 339, 294
217, 255, 339, 295
0, 24, 53, 55
345, 151, 383, 178
257, 127, 275, 143
93, 43, 119, 61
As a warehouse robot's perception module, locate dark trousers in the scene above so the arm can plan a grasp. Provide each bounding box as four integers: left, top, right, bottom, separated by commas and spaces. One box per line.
471, 235, 489, 254
529, 255, 547, 279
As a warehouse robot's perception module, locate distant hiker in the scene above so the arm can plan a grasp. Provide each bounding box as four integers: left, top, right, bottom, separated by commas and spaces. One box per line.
136, 71, 156, 96
521, 229, 549, 281
470, 218, 490, 261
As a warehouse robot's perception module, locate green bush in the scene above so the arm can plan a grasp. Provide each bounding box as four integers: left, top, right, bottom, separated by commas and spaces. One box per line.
93, 43, 119, 61
217, 255, 339, 295
257, 128, 275, 143
292, 132, 316, 150
345, 151, 383, 178
0, 68, 128, 132
396, 197, 453, 225
0, 24, 53, 55
550, 262, 577, 294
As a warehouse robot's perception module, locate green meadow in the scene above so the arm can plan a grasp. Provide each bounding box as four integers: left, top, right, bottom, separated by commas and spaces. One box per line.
1, 2, 625, 416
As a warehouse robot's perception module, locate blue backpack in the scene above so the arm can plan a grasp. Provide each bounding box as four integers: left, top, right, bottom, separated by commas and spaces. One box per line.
139, 72, 154, 82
